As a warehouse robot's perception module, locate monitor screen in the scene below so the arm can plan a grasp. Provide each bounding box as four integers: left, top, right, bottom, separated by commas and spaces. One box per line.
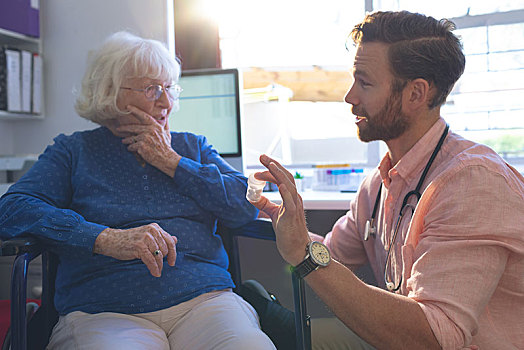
168, 68, 242, 157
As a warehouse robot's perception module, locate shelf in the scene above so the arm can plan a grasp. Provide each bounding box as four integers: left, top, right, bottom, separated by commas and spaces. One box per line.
0, 28, 39, 42
0, 28, 40, 51
0, 111, 43, 121
1, 26, 43, 120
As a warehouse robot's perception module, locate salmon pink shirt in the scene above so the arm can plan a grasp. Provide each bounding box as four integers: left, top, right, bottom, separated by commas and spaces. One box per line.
323, 118, 524, 349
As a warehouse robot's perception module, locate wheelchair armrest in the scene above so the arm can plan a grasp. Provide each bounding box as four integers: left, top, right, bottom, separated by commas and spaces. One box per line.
0, 237, 41, 257
221, 219, 276, 241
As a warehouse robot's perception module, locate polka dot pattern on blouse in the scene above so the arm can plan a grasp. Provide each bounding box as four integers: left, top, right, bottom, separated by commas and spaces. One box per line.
0, 127, 258, 315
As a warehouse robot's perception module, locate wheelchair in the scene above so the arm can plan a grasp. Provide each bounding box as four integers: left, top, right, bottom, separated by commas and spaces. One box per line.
1, 219, 312, 350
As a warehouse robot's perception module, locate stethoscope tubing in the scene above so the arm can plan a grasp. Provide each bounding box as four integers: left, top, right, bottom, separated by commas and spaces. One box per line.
365, 124, 450, 291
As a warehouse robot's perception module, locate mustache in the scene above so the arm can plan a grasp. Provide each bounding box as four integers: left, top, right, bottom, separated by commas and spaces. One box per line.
352, 106, 368, 118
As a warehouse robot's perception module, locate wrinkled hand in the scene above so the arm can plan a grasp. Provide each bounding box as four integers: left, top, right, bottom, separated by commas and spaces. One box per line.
117, 105, 181, 177
94, 223, 177, 277
249, 154, 310, 266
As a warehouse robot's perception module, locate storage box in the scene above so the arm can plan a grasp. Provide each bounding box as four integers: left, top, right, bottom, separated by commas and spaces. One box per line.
312, 166, 366, 192
0, 0, 40, 38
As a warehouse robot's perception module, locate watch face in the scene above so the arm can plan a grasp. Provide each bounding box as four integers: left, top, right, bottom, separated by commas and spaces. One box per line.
309, 241, 331, 266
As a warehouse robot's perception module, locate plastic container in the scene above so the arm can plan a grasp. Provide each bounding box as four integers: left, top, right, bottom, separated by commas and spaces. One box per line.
246, 173, 266, 202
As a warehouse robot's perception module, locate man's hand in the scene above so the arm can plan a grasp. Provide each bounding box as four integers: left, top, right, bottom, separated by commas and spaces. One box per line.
94, 223, 177, 277
117, 105, 181, 177
249, 154, 310, 266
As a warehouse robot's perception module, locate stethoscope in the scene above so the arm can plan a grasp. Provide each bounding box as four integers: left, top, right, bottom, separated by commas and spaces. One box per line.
364, 124, 449, 292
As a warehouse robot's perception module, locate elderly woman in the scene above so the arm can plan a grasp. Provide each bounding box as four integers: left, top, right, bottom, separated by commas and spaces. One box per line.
0, 31, 275, 349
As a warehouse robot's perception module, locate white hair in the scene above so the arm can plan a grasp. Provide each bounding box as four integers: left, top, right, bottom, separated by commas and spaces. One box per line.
75, 31, 181, 124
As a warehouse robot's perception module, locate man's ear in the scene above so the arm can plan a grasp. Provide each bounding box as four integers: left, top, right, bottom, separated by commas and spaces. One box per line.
403, 78, 431, 111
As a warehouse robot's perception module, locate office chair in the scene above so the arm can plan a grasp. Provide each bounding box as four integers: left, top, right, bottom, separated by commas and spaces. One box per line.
1, 219, 312, 350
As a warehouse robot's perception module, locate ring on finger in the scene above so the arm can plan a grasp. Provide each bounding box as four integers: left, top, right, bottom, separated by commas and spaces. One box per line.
154, 249, 161, 256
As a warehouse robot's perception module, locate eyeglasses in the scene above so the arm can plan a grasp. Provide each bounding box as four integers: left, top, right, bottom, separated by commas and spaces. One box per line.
120, 84, 183, 101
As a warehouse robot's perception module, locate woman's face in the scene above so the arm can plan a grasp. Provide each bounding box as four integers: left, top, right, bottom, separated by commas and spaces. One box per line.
115, 77, 176, 129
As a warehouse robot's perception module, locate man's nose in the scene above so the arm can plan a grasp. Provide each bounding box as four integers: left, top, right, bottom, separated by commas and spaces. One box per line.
344, 82, 358, 106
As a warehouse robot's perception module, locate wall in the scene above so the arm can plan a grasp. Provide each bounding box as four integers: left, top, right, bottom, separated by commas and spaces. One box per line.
0, 127, 13, 155
7, 0, 172, 155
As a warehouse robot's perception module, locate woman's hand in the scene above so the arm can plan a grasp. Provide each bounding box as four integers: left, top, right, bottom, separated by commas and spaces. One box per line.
249, 154, 310, 266
94, 223, 177, 277
117, 105, 181, 177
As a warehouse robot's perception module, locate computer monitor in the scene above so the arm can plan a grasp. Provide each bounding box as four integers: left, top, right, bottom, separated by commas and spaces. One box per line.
169, 68, 242, 162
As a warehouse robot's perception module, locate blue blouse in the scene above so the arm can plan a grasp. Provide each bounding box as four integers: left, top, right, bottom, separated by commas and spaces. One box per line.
0, 127, 258, 315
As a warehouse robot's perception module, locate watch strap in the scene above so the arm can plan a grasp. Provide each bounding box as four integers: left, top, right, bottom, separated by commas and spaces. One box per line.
292, 255, 318, 279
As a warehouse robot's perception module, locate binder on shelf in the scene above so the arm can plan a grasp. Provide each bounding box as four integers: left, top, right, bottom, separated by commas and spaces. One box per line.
31, 53, 42, 114
0, 47, 7, 111
21, 50, 32, 112
5, 48, 21, 112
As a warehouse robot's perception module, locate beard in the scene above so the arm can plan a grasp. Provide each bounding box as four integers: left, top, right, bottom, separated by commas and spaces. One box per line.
353, 89, 410, 143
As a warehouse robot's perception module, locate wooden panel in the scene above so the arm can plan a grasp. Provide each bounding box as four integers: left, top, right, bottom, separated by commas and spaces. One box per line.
243, 67, 354, 102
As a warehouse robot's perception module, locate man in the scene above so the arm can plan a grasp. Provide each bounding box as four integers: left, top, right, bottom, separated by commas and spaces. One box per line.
251, 11, 524, 350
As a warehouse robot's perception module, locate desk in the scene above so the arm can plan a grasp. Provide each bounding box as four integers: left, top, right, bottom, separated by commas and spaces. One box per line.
0, 155, 38, 196
0, 184, 13, 196
263, 190, 356, 211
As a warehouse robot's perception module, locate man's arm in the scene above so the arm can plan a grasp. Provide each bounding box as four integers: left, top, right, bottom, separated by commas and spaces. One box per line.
304, 258, 440, 349
252, 154, 441, 350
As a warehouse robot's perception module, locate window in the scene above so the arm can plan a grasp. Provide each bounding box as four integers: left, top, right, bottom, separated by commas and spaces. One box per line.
218, 0, 364, 68
211, 0, 524, 173
375, 1, 524, 171
445, 22, 524, 167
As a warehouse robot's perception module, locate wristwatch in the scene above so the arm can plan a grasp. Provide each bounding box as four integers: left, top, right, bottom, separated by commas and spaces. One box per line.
292, 241, 331, 279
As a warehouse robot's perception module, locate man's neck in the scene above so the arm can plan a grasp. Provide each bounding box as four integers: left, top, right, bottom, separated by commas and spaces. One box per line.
386, 112, 440, 165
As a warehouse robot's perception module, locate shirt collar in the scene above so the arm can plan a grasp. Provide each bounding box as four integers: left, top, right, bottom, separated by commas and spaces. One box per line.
378, 118, 447, 188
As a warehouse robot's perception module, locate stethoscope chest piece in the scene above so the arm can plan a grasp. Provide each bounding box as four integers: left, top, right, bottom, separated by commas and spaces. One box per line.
386, 281, 396, 291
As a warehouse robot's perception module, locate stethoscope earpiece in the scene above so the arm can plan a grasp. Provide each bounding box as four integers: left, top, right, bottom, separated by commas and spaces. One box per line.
364, 220, 376, 241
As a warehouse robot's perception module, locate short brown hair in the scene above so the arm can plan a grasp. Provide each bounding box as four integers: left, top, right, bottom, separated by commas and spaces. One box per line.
350, 11, 465, 108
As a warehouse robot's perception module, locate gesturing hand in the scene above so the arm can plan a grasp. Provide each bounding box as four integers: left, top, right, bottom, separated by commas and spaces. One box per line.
249, 154, 310, 266
94, 223, 177, 277
117, 105, 181, 177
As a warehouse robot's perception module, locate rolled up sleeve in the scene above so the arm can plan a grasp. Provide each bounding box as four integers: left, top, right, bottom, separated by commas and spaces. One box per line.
406, 164, 524, 349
